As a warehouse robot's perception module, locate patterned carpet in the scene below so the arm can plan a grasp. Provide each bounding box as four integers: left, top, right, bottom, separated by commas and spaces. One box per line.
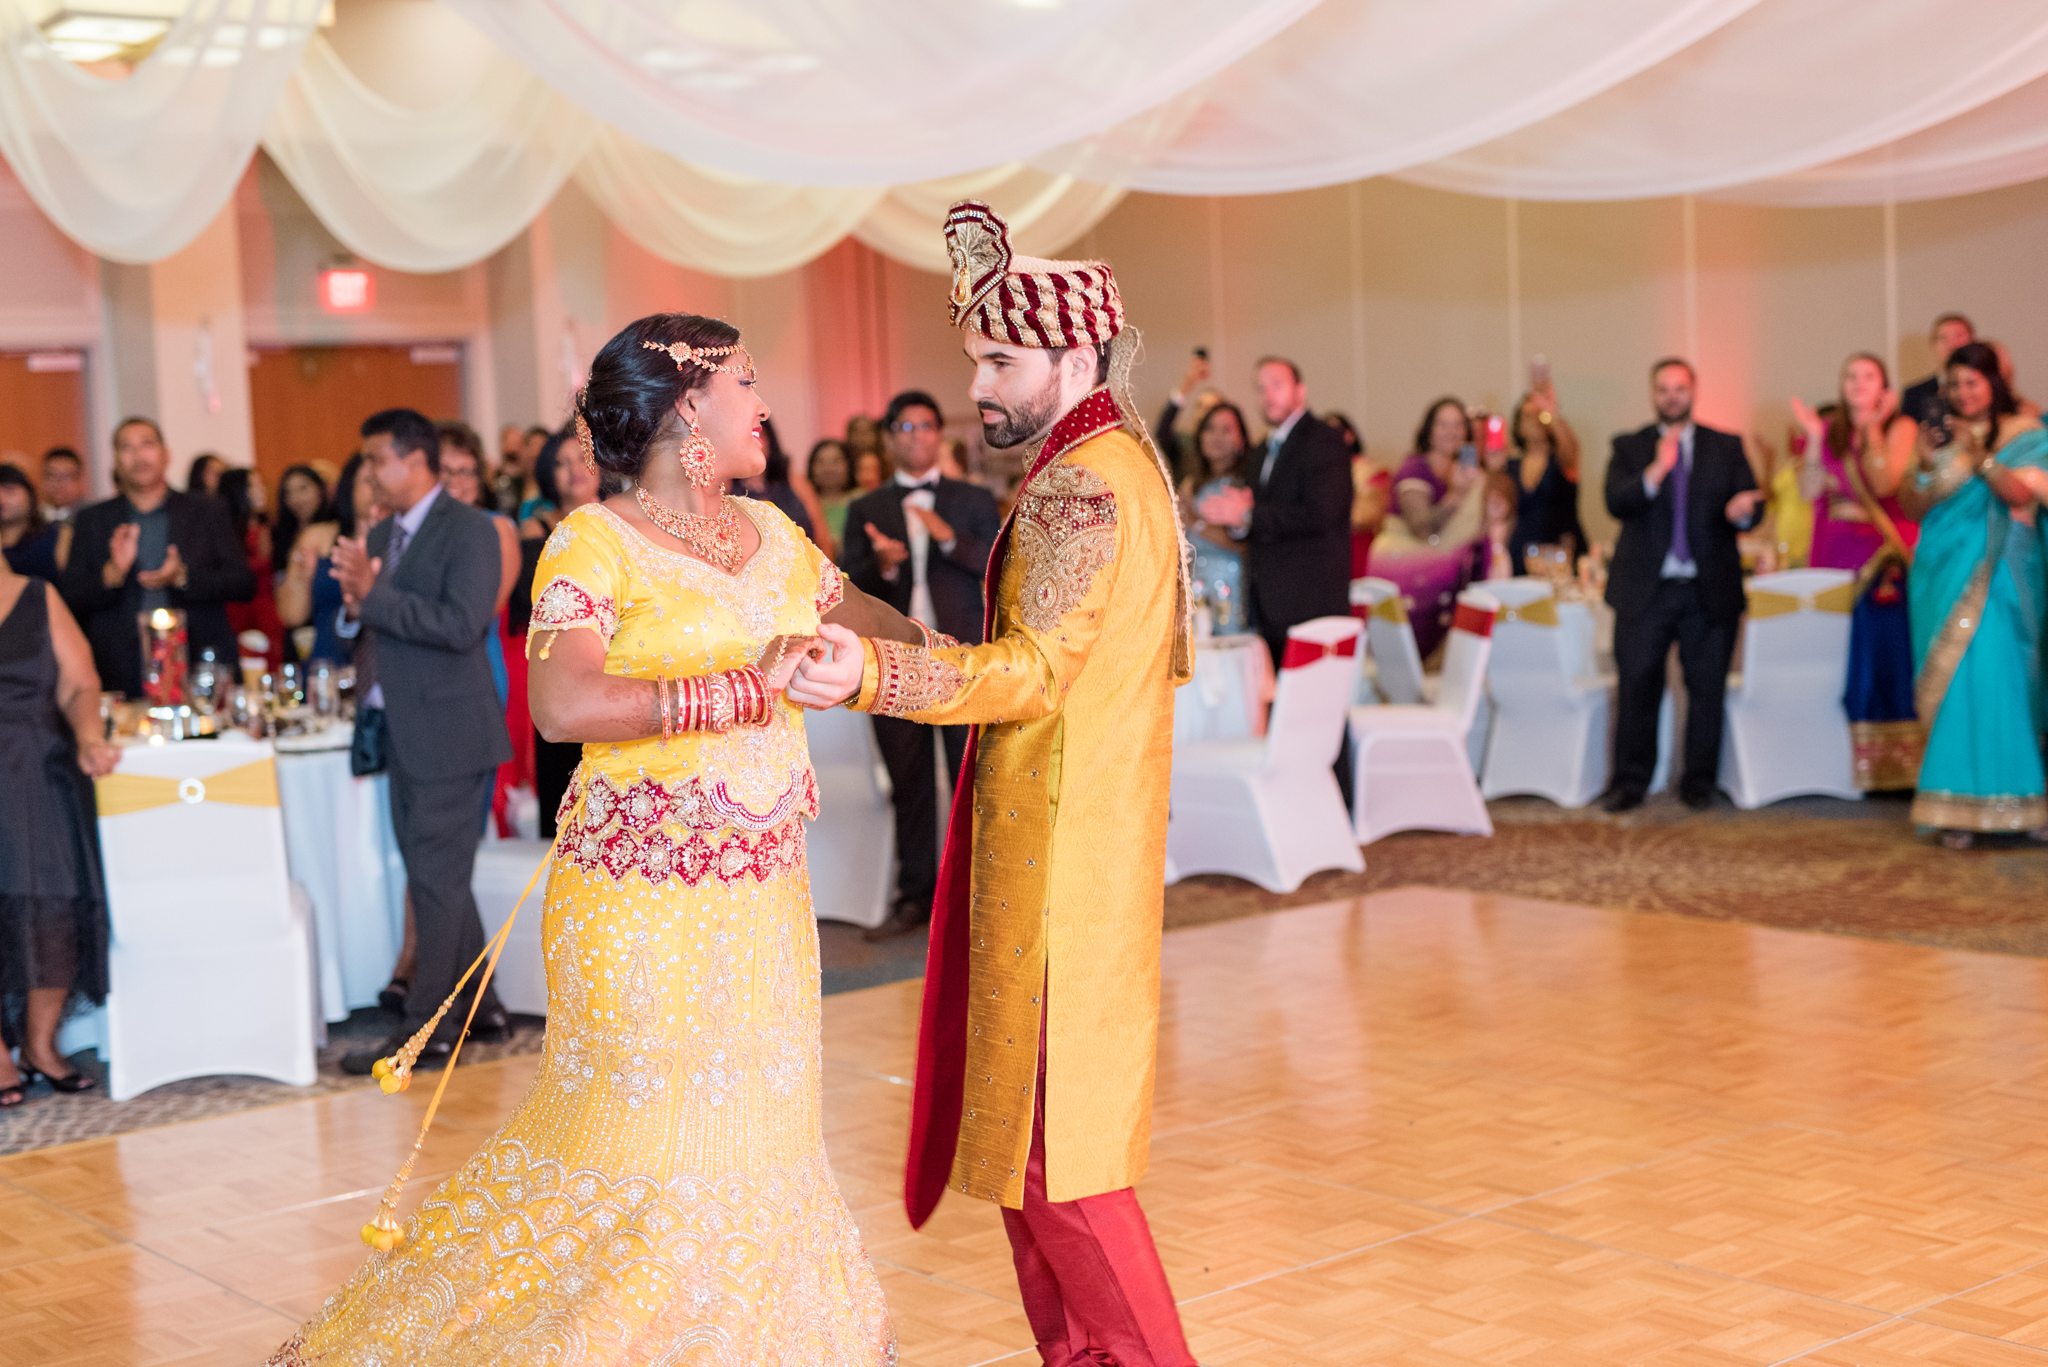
1163, 791, 2048, 956
8, 793, 2043, 1155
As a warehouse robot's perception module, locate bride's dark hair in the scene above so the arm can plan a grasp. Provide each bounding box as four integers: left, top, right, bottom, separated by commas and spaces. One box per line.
576, 313, 741, 479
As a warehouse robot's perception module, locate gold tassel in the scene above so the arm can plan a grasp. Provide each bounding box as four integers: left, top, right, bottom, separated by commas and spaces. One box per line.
359, 831, 560, 1251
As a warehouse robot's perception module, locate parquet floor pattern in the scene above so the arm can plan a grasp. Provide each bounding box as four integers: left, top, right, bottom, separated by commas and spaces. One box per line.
6, 888, 2048, 1365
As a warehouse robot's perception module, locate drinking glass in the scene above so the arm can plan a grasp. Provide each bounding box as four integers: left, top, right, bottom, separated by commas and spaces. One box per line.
308, 661, 338, 719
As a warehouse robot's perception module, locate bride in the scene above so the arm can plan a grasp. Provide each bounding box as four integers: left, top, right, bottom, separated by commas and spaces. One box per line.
271, 313, 920, 1365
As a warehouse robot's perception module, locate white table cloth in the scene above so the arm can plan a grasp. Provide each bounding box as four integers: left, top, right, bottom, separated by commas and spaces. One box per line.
274, 734, 407, 1024
1174, 634, 1273, 744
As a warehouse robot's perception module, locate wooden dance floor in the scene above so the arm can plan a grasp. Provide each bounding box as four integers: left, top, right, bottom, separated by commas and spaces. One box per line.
7, 888, 2048, 1365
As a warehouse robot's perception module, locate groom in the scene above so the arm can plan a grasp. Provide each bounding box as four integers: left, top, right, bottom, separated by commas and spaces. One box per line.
792, 202, 1196, 1367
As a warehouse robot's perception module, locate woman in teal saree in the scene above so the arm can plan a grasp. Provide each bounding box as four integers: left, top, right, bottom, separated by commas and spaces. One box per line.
1899, 343, 2048, 846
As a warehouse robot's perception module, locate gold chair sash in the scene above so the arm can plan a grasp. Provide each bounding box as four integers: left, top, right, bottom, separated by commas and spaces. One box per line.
1747, 582, 1856, 618
1494, 598, 1560, 627
1369, 595, 1408, 624
96, 758, 280, 817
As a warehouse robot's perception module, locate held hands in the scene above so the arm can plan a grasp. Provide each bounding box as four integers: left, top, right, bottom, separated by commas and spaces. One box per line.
786, 623, 864, 709
135, 543, 185, 592
755, 634, 824, 695
1725, 490, 1765, 525
865, 523, 909, 575
330, 535, 381, 608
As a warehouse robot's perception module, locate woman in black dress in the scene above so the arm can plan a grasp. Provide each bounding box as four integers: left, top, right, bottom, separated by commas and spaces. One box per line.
1503, 384, 1587, 571
0, 560, 120, 1104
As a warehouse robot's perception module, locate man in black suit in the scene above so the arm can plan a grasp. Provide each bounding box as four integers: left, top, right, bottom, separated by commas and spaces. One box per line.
1234, 358, 1354, 669
60, 417, 254, 696
1900, 312, 1975, 429
1602, 359, 1764, 813
839, 390, 1002, 940
333, 409, 512, 1073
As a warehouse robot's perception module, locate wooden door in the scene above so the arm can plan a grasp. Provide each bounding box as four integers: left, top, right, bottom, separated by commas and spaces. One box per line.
0, 350, 90, 474
248, 344, 465, 493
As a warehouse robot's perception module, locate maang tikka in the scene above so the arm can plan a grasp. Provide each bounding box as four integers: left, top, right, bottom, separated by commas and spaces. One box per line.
642, 336, 752, 491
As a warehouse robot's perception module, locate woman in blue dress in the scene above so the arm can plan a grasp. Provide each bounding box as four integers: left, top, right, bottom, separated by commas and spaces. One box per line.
1898, 342, 2048, 847
1180, 399, 1254, 634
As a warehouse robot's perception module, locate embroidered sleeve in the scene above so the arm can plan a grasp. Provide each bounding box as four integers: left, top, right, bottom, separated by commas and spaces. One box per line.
526, 508, 623, 659
1012, 465, 1117, 631
865, 638, 969, 717
814, 559, 845, 618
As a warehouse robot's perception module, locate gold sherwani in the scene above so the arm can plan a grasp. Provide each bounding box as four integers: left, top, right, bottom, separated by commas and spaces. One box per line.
852, 387, 1190, 1213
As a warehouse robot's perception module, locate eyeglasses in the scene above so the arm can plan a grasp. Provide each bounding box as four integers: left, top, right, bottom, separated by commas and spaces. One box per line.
890, 420, 938, 434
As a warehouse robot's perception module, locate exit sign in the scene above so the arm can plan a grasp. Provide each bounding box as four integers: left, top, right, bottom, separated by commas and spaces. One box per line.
319, 268, 374, 312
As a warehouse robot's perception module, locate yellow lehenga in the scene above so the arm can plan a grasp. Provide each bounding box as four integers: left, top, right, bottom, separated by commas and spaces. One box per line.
271, 500, 895, 1367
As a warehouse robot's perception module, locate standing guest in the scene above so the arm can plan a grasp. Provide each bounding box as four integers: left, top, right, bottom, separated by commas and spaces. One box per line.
806, 438, 857, 552
218, 468, 284, 671
845, 412, 885, 472
509, 425, 554, 523
1366, 398, 1485, 658
1897, 342, 2048, 846
437, 422, 521, 704
1791, 354, 1922, 790
1156, 351, 1217, 485
38, 448, 86, 525
1602, 359, 1763, 813
491, 423, 524, 512
1, 466, 67, 580
270, 464, 333, 579
1199, 357, 1352, 671
60, 418, 253, 697
839, 388, 1002, 941
277, 454, 372, 666
332, 409, 510, 1075
1481, 470, 1522, 582
1506, 384, 1585, 568
185, 453, 227, 498
1900, 313, 1975, 428
1180, 400, 1254, 633
851, 447, 888, 492
729, 417, 817, 541
0, 559, 119, 1104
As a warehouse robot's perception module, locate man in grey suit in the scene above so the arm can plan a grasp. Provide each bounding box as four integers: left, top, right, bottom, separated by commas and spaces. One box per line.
333, 409, 512, 1074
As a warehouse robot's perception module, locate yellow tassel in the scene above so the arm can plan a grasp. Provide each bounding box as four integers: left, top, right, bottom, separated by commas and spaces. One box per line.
360, 1211, 404, 1251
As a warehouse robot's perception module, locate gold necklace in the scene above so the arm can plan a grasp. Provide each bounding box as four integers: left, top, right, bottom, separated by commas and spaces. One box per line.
635, 487, 747, 572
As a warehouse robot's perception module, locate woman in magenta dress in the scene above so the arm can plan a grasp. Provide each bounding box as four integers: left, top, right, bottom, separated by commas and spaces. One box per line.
1792, 352, 1922, 790
1369, 397, 1484, 659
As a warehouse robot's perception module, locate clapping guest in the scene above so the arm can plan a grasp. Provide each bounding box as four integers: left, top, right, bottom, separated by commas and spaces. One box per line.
0, 466, 66, 580
271, 465, 334, 578
59, 419, 254, 697
1506, 385, 1585, 568
1792, 354, 1921, 790
0, 555, 119, 1104
1897, 342, 2048, 846
277, 453, 371, 665
217, 467, 284, 671
1602, 359, 1762, 813
1180, 400, 1254, 633
1365, 397, 1484, 658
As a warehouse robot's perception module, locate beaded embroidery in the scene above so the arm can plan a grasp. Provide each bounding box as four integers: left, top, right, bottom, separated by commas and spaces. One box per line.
1011, 462, 1118, 632
867, 638, 969, 717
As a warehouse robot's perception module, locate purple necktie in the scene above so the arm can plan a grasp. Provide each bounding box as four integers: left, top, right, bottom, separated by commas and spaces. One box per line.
1668, 434, 1691, 565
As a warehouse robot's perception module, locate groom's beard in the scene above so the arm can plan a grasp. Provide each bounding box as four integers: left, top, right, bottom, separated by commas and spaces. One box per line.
978, 375, 1063, 450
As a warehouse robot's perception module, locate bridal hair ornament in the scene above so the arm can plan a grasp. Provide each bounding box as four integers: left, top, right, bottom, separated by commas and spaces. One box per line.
572, 392, 598, 474
641, 337, 749, 488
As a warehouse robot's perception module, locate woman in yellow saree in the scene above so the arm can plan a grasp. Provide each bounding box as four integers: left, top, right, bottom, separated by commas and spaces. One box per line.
271, 314, 919, 1366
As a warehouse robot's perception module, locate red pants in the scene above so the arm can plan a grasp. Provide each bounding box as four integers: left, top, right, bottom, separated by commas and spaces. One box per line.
1000, 1039, 1194, 1367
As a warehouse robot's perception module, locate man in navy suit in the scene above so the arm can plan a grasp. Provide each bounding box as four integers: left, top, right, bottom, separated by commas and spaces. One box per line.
839, 390, 1002, 939
1602, 359, 1764, 813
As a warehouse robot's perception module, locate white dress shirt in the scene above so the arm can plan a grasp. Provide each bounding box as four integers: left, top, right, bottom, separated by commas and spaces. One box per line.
1258, 406, 1307, 488
889, 469, 951, 627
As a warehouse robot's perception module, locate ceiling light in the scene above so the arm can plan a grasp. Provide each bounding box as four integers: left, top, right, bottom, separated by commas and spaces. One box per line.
45, 36, 127, 60
43, 14, 171, 44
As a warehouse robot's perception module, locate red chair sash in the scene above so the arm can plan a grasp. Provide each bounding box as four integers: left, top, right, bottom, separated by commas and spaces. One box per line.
1451, 601, 1496, 638
1280, 634, 1360, 670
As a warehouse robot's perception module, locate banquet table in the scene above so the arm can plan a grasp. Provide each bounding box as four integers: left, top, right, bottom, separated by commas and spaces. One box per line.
1174, 633, 1273, 743
273, 728, 407, 1024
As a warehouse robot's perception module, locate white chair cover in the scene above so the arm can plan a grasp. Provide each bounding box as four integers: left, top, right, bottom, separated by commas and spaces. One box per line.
1167, 616, 1365, 893
1475, 578, 1616, 808
1720, 567, 1859, 808
1349, 588, 1497, 845
473, 840, 554, 1017
1352, 577, 1427, 706
97, 737, 318, 1099
803, 706, 895, 929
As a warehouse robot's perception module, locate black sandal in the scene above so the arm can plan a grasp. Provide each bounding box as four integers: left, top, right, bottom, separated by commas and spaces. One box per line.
26, 1065, 95, 1094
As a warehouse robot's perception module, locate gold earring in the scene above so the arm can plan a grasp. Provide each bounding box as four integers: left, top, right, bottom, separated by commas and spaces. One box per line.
679, 416, 717, 489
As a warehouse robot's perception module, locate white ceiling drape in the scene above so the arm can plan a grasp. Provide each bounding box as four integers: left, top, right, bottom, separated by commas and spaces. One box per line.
7, 0, 2048, 275
0, 0, 320, 263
